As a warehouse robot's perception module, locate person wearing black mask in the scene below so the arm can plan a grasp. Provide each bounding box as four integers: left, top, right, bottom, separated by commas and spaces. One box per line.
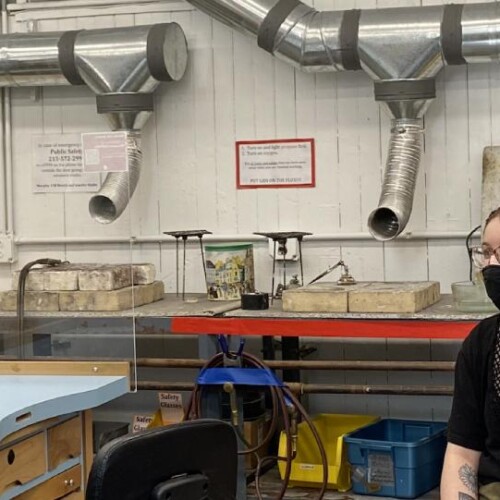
441, 207, 500, 499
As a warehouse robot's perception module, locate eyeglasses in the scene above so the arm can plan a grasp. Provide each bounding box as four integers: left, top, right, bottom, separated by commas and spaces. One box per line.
471, 245, 500, 269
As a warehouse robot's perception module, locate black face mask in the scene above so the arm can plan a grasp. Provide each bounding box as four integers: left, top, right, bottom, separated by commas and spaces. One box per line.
482, 265, 500, 309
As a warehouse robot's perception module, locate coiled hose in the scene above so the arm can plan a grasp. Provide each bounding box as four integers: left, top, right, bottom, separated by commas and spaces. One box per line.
184, 350, 328, 499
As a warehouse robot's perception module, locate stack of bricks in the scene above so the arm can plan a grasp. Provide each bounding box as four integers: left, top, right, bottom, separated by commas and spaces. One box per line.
282, 281, 441, 313
1, 263, 164, 312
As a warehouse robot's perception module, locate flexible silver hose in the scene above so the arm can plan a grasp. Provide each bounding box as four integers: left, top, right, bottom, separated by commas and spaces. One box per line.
368, 118, 423, 241
89, 131, 142, 224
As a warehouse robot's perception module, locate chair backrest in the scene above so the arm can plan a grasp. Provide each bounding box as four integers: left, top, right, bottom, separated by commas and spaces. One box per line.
86, 419, 237, 500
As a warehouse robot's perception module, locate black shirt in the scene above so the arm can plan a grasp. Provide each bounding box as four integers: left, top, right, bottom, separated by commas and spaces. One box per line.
448, 314, 500, 485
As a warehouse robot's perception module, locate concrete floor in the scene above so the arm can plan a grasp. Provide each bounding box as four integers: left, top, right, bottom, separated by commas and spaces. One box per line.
247, 470, 440, 499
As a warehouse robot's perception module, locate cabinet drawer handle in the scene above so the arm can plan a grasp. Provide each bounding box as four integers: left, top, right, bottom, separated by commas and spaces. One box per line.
7, 449, 15, 465
64, 479, 74, 487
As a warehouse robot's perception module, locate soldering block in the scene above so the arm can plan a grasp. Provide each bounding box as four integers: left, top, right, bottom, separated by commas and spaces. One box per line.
78, 265, 133, 291
282, 282, 350, 312
132, 264, 156, 285
58, 281, 164, 311
11, 269, 45, 291
0, 290, 59, 311
11, 263, 96, 291
348, 281, 440, 313
42, 268, 79, 291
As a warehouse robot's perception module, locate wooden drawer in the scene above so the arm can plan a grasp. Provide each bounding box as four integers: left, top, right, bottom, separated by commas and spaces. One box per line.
48, 416, 82, 470
14, 465, 81, 500
0, 432, 46, 494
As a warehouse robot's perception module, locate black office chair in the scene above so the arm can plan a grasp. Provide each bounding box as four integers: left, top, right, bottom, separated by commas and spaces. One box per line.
86, 419, 237, 500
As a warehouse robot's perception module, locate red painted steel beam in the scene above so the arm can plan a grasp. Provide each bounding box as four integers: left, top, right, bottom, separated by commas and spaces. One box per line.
171, 317, 477, 339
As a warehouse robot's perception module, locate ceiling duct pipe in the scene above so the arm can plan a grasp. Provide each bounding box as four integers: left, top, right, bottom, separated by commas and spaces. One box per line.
0, 24, 188, 223
184, 0, 500, 240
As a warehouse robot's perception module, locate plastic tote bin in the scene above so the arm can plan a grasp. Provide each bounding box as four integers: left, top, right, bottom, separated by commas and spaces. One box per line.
278, 413, 379, 491
344, 418, 447, 498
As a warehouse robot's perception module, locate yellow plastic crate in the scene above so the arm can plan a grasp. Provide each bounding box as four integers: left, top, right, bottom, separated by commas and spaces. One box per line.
278, 413, 379, 491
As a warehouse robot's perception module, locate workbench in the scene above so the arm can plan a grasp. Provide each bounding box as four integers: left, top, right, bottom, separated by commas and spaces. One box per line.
0, 293, 487, 337
0, 293, 488, 367
0, 361, 129, 500
0, 297, 472, 500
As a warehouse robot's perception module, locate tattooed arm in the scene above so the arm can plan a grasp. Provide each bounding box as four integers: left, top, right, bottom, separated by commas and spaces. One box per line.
440, 443, 481, 499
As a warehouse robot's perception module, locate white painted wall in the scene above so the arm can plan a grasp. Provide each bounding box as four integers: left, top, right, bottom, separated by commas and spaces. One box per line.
2, 0, 492, 420
4, 0, 491, 295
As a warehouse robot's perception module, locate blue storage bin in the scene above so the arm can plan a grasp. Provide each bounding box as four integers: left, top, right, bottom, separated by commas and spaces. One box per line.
344, 419, 447, 498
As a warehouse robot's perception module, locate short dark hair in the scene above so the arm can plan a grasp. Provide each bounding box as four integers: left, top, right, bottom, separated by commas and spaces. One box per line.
486, 207, 500, 228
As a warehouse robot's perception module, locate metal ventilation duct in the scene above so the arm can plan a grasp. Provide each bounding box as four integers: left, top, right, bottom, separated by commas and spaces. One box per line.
0, 24, 188, 223
184, 0, 500, 240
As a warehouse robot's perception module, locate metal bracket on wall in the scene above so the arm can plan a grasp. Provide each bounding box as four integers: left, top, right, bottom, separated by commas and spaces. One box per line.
0, 234, 15, 263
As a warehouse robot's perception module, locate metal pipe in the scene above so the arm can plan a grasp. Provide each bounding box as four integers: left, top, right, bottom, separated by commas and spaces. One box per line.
7, 355, 455, 371
183, 0, 500, 240
136, 380, 454, 396
461, 2, 500, 63
0, 23, 188, 225
0, 0, 13, 239
135, 358, 455, 371
0, 24, 188, 90
368, 118, 424, 241
13, 230, 481, 246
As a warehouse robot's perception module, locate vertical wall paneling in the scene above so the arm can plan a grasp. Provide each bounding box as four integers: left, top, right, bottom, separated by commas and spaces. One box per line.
384, 240, 429, 281
313, 72, 339, 233
295, 66, 324, 233
428, 239, 471, 291
443, 66, 470, 230
420, 1, 443, 234
12, 24, 65, 240
158, 10, 197, 230
233, 31, 258, 233
468, 64, 492, 224
212, 23, 238, 232
189, 11, 218, 232
253, 42, 279, 232
156, 10, 206, 293
275, 61, 300, 229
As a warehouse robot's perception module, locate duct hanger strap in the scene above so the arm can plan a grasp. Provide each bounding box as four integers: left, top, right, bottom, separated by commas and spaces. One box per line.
340, 9, 361, 71
374, 79, 436, 102
441, 4, 466, 65
257, 0, 302, 53
58, 30, 85, 86
96, 93, 154, 114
